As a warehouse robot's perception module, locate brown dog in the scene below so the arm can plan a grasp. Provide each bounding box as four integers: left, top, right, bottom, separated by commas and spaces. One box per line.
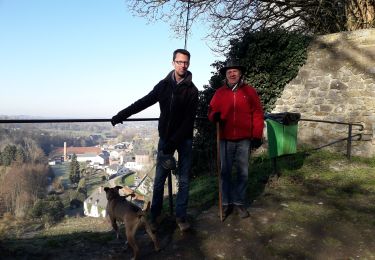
104, 186, 160, 260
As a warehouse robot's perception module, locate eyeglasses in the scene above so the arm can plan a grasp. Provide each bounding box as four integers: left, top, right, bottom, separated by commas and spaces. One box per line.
174, 60, 190, 66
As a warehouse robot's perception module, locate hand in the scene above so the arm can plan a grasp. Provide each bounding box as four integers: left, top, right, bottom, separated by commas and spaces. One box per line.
250, 138, 262, 150
111, 115, 123, 126
125, 193, 136, 199
213, 112, 221, 123
159, 151, 176, 170
111, 109, 132, 126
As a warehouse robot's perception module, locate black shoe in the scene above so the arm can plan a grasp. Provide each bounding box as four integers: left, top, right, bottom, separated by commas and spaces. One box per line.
235, 205, 249, 218
220, 204, 233, 219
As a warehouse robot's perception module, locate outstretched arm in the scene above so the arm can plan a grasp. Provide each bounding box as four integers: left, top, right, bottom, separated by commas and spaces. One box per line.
111, 82, 162, 125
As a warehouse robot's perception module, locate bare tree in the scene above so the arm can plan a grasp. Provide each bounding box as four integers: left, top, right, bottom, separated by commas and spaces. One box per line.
1, 164, 49, 217
22, 137, 46, 164
127, 0, 375, 50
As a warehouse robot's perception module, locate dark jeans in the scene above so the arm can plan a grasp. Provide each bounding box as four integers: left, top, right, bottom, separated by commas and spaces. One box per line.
220, 139, 250, 206
151, 138, 192, 220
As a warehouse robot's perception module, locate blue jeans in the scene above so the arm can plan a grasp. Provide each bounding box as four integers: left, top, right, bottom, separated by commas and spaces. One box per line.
151, 138, 192, 220
220, 139, 250, 206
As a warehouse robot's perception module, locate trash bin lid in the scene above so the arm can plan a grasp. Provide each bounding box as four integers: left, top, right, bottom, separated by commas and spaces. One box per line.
265, 112, 301, 125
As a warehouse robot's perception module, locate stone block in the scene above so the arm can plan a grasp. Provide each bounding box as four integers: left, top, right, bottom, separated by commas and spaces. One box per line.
315, 112, 328, 116
313, 98, 325, 105
330, 80, 348, 90
320, 105, 333, 112
305, 81, 320, 89
334, 107, 345, 113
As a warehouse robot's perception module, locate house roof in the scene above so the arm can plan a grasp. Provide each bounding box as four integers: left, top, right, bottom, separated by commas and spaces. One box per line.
50, 146, 102, 157
85, 187, 107, 208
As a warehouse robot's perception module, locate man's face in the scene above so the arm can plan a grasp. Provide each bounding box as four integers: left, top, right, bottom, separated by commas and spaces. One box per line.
226, 68, 242, 85
173, 53, 190, 78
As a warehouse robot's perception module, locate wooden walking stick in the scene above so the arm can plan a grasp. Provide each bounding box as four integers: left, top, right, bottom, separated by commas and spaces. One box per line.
216, 121, 223, 222
168, 170, 174, 216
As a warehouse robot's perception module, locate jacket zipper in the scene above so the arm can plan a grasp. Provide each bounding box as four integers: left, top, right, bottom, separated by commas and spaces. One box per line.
166, 88, 174, 139
233, 91, 236, 137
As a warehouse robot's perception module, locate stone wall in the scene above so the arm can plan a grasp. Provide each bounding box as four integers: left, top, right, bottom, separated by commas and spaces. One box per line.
272, 29, 375, 157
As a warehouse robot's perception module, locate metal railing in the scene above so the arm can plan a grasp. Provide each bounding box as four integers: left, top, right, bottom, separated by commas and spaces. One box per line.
299, 118, 364, 160
0, 116, 365, 160
0, 118, 157, 123
0, 116, 365, 190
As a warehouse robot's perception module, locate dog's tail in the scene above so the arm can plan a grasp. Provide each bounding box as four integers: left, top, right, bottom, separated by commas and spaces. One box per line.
137, 201, 151, 218
144, 201, 151, 212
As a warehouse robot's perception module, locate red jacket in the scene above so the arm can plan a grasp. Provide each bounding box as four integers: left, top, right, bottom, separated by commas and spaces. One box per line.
208, 83, 264, 140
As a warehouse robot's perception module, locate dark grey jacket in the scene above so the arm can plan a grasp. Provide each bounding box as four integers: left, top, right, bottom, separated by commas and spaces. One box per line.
115, 70, 198, 149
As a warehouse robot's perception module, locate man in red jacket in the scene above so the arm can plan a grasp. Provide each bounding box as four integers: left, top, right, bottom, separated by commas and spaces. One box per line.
208, 60, 264, 218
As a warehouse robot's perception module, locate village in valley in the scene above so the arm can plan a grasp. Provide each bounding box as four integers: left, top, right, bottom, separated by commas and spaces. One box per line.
45, 122, 173, 219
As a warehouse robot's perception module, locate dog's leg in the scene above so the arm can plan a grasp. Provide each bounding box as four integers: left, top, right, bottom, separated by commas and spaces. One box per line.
143, 217, 161, 252
110, 217, 120, 239
125, 219, 140, 260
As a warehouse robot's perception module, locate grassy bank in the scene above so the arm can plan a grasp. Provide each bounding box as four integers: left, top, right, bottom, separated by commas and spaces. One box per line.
1, 150, 374, 259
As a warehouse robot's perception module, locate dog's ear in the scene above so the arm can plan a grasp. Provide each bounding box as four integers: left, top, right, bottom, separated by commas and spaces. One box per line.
104, 187, 110, 192
115, 186, 123, 190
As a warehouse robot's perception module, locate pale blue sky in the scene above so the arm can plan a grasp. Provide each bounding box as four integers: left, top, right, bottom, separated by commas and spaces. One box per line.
0, 0, 222, 118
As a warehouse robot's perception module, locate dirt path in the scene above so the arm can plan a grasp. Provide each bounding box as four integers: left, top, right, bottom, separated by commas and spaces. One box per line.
97, 204, 273, 260
151, 206, 274, 260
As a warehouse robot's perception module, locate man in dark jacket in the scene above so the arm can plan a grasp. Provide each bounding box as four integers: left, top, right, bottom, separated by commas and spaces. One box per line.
208, 60, 264, 219
111, 49, 198, 231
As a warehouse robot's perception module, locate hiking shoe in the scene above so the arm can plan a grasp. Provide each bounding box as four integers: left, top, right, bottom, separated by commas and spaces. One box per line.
235, 205, 249, 218
176, 217, 191, 232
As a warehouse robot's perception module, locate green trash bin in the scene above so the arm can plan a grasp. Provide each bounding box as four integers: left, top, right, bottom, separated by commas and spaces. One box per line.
266, 112, 301, 158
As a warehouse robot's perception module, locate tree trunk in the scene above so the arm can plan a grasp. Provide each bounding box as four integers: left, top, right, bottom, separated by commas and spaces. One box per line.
346, 0, 375, 30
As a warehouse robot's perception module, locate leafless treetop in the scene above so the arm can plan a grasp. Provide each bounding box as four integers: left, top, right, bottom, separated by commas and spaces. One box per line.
127, 0, 375, 51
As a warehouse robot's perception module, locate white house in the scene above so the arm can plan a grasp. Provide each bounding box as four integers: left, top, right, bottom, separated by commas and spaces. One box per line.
125, 161, 143, 171
109, 149, 124, 160
83, 186, 107, 218
77, 154, 105, 165
106, 164, 131, 176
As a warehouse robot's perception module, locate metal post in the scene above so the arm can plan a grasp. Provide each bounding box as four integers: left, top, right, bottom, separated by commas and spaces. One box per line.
168, 170, 173, 216
347, 124, 352, 160
272, 157, 278, 176
216, 122, 223, 222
